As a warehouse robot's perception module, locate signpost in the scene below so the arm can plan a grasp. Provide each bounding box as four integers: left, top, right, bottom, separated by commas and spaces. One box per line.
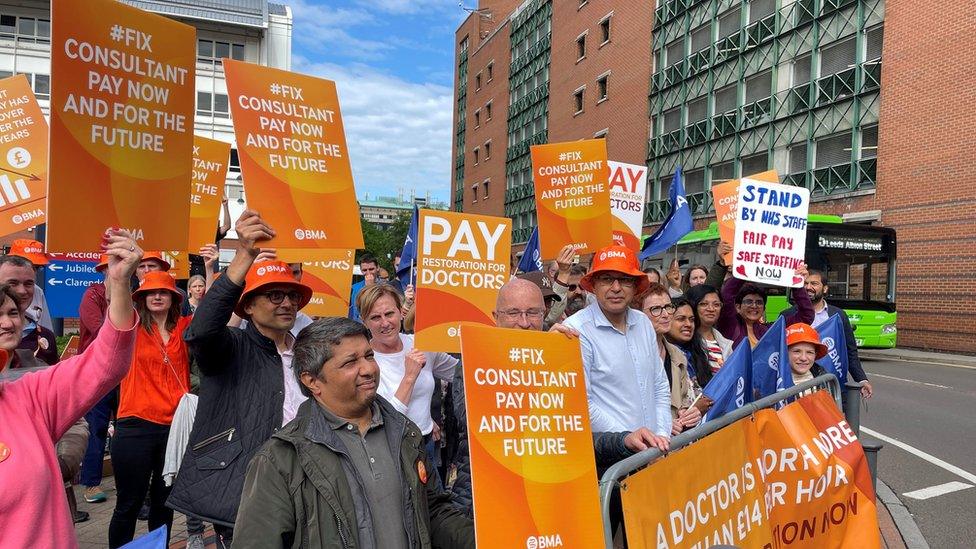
45, 254, 101, 318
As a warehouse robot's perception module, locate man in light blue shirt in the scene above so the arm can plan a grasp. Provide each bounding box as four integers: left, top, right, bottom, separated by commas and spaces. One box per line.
564, 246, 672, 449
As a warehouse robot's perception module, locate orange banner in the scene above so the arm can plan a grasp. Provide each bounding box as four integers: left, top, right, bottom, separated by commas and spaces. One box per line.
188, 136, 230, 252
460, 325, 604, 548
162, 251, 190, 280
48, 0, 195, 252
531, 139, 612, 257
0, 75, 48, 238
711, 170, 778, 264
296, 250, 355, 317
415, 209, 510, 353
223, 59, 364, 249
622, 390, 880, 549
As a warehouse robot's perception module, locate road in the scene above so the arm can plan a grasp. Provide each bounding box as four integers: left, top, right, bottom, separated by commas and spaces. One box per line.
858, 356, 976, 548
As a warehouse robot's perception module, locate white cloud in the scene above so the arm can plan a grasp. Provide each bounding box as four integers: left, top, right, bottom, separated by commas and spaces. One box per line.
288, 0, 391, 60
294, 58, 454, 203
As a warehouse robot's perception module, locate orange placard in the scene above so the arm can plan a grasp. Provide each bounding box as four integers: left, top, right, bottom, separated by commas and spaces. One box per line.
162, 251, 190, 280
415, 209, 510, 353
59, 335, 80, 361
622, 391, 880, 549
532, 139, 612, 257
47, 0, 195, 252
0, 75, 48, 238
295, 249, 354, 317
460, 325, 604, 548
711, 170, 778, 264
223, 59, 364, 249
188, 136, 230, 252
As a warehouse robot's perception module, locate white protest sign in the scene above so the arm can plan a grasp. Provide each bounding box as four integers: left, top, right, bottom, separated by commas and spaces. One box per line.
732, 178, 810, 287
608, 160, 648, 251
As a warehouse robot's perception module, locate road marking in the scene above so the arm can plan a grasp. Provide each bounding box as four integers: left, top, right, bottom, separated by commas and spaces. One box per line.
861, 427, 976, 485
861, 356, 976, 371
902, 481, 975, 501
865, 372, 951, 389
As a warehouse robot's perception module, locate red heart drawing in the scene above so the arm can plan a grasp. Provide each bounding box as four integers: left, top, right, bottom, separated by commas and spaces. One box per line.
792, 275, 804, 285
735, 265, 747, 277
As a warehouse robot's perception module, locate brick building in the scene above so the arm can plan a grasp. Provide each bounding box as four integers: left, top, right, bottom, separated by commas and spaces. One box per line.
451, 0, 975, 352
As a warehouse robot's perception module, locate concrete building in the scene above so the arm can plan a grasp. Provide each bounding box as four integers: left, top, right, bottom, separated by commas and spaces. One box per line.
0, 0, 292, 248
359, 191, 446, 230
452, 0, 653, 243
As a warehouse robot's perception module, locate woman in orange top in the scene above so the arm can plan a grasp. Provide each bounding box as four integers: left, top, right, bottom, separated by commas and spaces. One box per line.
108, 271, 191, 548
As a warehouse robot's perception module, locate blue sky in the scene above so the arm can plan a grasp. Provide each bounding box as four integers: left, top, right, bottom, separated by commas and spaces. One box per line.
289, 0, 469, 205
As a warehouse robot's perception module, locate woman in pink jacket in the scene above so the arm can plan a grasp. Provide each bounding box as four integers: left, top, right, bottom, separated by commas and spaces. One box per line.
0, 229, 143, 548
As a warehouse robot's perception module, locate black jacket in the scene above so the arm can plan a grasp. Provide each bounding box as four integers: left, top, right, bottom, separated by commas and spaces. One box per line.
166, 274, 288, 526
781, 303, 867, 382
234, 398, 474, 548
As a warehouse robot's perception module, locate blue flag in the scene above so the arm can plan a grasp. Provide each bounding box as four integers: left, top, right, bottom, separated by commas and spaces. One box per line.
396, 205, 419, 288
121, 527, 167, 549
815, 314, 848, 382
702, 340, 752, 421
751, 316, 793, 399
517, 227, 543, 273
640, 166, 694, 260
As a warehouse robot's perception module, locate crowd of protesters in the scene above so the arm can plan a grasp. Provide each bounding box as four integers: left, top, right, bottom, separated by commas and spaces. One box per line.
0, 207, 873, 548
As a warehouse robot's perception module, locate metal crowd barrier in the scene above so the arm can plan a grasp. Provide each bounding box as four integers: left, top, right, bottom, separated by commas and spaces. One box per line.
597, 374, 843, 548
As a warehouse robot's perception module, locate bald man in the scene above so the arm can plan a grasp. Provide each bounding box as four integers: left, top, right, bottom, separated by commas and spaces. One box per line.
447, 279, 658, 516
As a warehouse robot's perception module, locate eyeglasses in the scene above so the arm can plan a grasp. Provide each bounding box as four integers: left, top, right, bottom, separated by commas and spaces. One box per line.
499, 309, 545, 320
593, 274, 637, 288
740, 298, 765, 307
567, 284, 579, 291
261, 290, 302, 305
698, 301, 722, 310
645, 304, 676, 317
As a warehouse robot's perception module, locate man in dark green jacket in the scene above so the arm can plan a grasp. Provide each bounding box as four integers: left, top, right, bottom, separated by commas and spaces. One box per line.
234, 317, 474, 549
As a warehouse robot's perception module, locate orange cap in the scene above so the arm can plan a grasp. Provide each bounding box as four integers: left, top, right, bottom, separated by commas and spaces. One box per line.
8, 239, 48, 266
132, 271, 183, 304
580, 245, 650, 295
141, 251, 171, 272
95, 253, 110, 272
785, 323, 828, 359
235, 260, 312, 318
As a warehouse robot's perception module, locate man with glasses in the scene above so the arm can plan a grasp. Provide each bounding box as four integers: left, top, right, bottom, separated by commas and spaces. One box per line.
167, 210, 313, 546
562, 245, 672, 449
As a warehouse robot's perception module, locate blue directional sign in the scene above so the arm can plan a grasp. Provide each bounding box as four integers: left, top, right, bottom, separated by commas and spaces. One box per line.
45, 259, 102, 318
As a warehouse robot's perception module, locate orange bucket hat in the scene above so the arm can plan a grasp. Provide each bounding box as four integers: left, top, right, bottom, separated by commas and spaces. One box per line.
785, 323, 828, 359
235, 260, 313, 318
132, 271, 183, 304
141, 251, 172, 272
579, 245, 650, 295
8, 239, 48, 266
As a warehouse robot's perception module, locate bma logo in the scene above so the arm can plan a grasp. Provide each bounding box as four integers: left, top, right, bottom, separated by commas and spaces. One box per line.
11, 208, 43, 225
294, 228, 326, 240
256, 264, 288, 277
735, 376, 746, 407
526, 534, 563, 549
822, 336, 836, 352
768, 351, 780, 371
598, 250, 627, 262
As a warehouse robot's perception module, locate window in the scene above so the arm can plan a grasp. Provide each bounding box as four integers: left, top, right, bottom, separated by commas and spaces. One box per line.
476, 73, 482, 90
745, 70, 772, 103
718, 8, 741, 39
574, 88, 585, 114
474, 109, 481, 128
576, 33, 587, 60
13, 73, 50, 100
579, 0, 588, 8
659, 175, 673, 200
711, 161, 735, 184
741, 153, 768, 176
861, 125, 878, 159
815, 131, 852, 168
197, 39, 246, 62
685, 168, 705, 195
229, 149, 241, 173
793, 54, 812, 85
662, 107, 682, 132
487, 62, 494, 81
0, 15, 50, 42
483, 179, 490, 199
687, 96, 707, 124
666, 39, 685, 67
866, 26, 884, 61
594, 128, 609, 138
473, 147, 480, 165
789, 143, 808, 174
484, 141, 491, 160
600, 16, 611, 44
819, 37, 857, 77
749, 0, 776, 22
195, 91, 230, 118
471, 185, 478, 202
714, 84, 737, 114
597, 74, 609, 102
486, 101, 493, 120
691, 24, 711, 53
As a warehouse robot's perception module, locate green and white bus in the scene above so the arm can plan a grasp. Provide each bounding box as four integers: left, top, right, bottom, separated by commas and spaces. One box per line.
649, 214, 897, 348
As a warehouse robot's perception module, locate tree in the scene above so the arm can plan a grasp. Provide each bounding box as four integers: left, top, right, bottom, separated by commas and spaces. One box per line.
358, 211, 412, 273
